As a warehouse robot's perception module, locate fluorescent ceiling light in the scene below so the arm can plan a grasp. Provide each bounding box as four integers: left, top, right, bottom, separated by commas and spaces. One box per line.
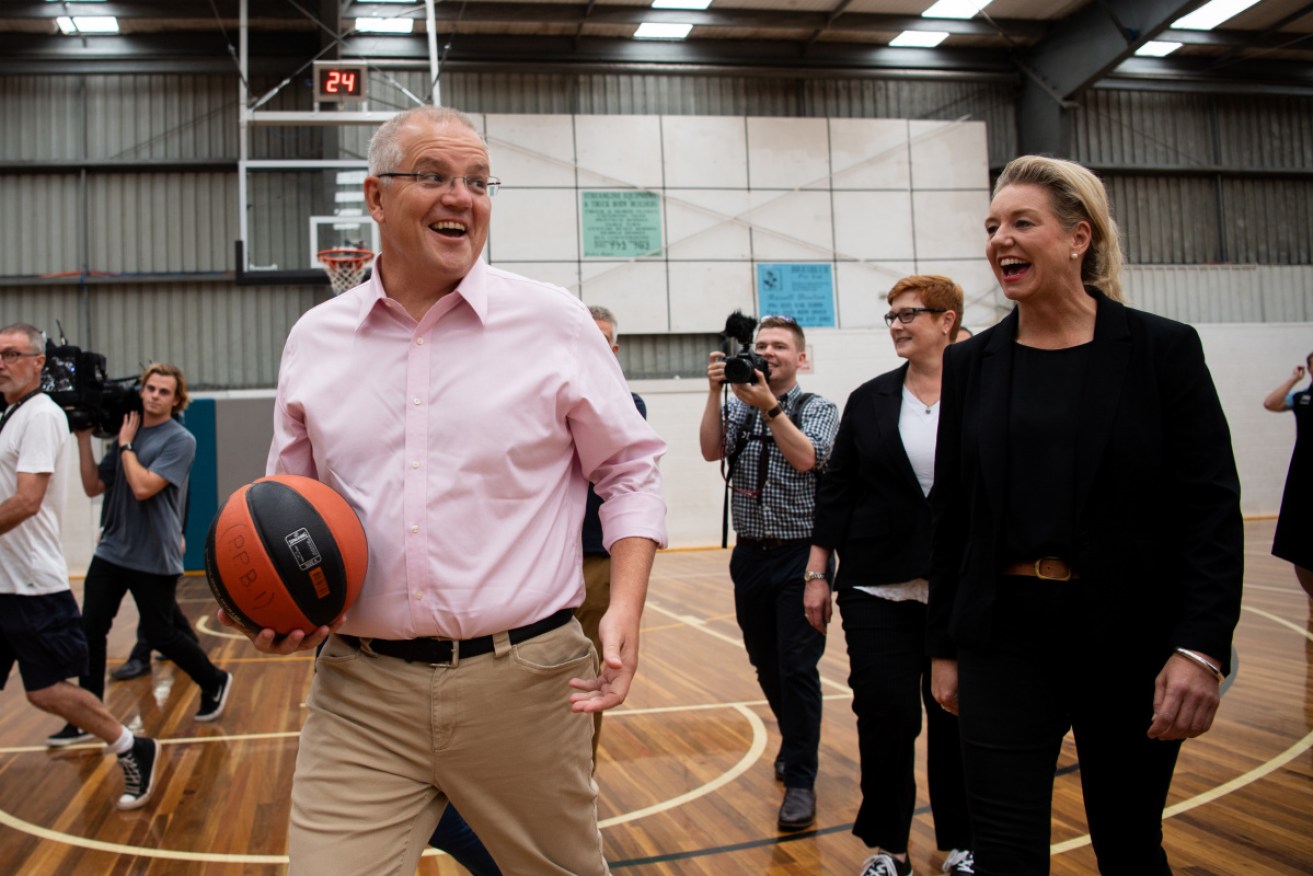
890, 30, 949, 48
652, 0, 713, 8
1136, 40, 1183, 57
634, 22, 694, 39
355, 17, 415, 34
1172, 0, 1261, 30
921, 0, 988, 19
56, 16, 120, 34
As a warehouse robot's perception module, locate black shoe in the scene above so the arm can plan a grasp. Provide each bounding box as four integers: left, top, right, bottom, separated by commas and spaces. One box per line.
774, 757, 786, 783
110, 657, 151, 681
117, 736, 160, 810
777, 787, 816, 831
195, 670, 233, 722
46, 724, 95, 748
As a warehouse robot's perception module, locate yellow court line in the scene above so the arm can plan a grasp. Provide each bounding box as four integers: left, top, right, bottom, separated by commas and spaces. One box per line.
1051, 603, 1313, 856
0, 703, 771, 862
644, 599, 853, 694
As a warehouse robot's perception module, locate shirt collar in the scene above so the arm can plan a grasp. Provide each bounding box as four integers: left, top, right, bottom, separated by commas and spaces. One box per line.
354, 255, 491, 331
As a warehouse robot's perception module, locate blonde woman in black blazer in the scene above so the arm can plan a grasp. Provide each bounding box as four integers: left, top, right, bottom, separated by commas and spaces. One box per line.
805, 275, 974, 876
927, 156, 1243, 876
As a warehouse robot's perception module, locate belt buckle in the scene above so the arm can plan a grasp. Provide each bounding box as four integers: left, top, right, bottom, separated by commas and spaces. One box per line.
1034, 557, 1071, 581
430, 638, 459, 668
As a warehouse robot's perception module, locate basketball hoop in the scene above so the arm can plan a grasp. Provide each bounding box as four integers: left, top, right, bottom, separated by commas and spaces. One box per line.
316, 247, 375, 295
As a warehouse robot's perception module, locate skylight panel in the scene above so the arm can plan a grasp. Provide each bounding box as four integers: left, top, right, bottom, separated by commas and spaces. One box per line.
1172, 0, 1262, 31
890, 31, 949, 48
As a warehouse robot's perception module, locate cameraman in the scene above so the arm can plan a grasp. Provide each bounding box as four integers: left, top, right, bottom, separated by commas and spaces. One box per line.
698, 314, 839, 831
48, 363, 232, 745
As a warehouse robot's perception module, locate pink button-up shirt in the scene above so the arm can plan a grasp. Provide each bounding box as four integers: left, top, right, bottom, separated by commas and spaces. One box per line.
268, 258, 667, 639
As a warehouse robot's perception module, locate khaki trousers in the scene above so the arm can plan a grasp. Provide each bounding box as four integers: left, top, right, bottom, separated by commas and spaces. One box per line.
288, 620, 606, 876
575, 555, 611, 759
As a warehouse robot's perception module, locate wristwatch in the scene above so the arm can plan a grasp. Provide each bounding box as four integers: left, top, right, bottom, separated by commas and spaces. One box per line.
803, 570, 828, 584
765, 404, 784, 421
119, 442, 134, 454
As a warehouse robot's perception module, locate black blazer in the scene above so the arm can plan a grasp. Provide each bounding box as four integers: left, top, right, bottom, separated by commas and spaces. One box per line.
814, 363, 934, 588
927, 290, 1243, 673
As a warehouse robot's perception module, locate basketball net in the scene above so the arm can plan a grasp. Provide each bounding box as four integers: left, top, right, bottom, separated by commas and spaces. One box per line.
317, 247, 375, 295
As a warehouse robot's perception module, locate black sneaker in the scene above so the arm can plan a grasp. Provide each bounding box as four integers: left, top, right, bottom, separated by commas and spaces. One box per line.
195, 670, 233, 722
46, 724, 95, 748
110, 657, 151, 681
859, 853, 912, 876
117, 736, 160, 810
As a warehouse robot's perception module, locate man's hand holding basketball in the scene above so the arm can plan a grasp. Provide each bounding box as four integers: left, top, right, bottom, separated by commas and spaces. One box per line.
216, 608, 341, 654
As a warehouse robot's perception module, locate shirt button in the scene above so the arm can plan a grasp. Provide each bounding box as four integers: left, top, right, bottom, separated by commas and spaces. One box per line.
414, 592, 423, 601
410, 524, 420, 534
411, 460, 420, 469
416, 337, 424, 345
413, 397, 422, 405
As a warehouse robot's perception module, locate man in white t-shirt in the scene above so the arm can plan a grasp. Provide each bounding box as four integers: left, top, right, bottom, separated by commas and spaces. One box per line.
0, 323, 160, 810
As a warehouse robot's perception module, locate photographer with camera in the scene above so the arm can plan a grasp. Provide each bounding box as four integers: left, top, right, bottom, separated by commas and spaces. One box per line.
698, 313, 839, 832
47, 363, 232, 746
0, 323, 160, 809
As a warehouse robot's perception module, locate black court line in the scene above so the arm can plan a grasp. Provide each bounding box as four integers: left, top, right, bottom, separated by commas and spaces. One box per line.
607, 761, 1084, 869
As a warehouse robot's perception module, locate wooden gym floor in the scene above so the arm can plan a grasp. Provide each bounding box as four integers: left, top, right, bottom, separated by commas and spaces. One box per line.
1, 518, 1310, 875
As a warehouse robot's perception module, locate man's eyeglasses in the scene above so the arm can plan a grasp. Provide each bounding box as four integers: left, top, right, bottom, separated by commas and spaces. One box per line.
378, 172, 500, 197
0, 350, 40, 364
884, 307, 946, 327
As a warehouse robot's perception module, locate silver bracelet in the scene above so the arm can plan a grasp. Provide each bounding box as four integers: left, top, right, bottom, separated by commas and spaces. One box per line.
1174, 647, 1224, 682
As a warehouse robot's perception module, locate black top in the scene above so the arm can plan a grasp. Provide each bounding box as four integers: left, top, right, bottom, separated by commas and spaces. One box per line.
1004, 342, 1092, 561
927, 289, 1243, 673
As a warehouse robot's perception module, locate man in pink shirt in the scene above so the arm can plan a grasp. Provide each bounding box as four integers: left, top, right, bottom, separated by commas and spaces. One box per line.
220, 105, 667, 875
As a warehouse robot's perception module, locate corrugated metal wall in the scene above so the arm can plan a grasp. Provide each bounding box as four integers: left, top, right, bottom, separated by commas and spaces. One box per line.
2, 70, 1311, 389
0, 283, 321, 389
1126, 265, 1313, 323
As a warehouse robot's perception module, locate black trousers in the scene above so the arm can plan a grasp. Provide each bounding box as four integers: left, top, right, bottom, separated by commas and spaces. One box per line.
79, 556, 224, 702
837, 588, 971, 854
127, 602, 199, 664
956, 577, 1181, 876
730, 541, 825, 789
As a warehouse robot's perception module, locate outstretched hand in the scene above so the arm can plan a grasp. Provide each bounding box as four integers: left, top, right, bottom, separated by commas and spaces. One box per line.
569, 610, 638, 713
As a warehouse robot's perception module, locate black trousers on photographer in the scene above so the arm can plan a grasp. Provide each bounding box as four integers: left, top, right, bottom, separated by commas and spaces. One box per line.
729, 541, 825, 790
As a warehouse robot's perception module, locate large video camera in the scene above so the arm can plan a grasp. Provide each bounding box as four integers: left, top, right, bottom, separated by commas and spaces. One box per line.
41, 329, 142, 438
720, 310, 771, 385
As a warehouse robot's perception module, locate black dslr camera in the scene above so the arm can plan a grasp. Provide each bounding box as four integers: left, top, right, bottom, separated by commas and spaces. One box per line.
40, 329, 142, 438
720, 310, 771, 385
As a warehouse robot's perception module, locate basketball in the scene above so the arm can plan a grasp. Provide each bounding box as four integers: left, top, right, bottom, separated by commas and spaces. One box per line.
204, 474, 368, 635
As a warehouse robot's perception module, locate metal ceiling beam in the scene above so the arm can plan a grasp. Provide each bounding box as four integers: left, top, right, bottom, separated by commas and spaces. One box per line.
1, 3, 1050, 39
1015, 0, 1207, 158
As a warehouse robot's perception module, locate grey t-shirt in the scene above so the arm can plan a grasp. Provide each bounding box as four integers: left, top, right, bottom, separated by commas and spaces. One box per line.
95, 417, 196, 576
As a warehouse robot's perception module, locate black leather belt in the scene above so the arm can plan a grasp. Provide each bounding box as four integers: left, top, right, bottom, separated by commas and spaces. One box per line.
736, 537, 810, 550
340, 608, 573, 665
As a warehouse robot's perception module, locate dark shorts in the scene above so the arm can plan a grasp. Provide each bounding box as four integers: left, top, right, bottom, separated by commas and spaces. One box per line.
0, 590, 90, 693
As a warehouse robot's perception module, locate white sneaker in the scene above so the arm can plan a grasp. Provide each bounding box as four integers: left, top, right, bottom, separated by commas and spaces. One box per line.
942, 849, 975, 875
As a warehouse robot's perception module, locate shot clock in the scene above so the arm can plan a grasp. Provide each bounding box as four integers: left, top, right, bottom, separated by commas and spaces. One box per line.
313, 61, 368, 103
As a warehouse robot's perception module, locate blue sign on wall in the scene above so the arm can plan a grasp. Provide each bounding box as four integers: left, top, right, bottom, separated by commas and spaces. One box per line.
756, 263, 835, 327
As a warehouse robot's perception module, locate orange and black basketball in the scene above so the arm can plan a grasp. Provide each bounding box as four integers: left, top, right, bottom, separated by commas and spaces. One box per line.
204, 474, 367, 635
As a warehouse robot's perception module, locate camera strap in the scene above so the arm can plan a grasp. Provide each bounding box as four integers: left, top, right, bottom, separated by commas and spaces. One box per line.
0, 388, 43, 439
720, 391, 816, 548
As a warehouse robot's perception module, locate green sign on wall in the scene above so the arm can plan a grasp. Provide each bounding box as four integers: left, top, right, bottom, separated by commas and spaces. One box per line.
581, 191, 663, 258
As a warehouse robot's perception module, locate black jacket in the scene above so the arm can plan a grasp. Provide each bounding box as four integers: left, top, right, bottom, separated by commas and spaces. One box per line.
927, 290, 1243, 673
814, 363, 933, 588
